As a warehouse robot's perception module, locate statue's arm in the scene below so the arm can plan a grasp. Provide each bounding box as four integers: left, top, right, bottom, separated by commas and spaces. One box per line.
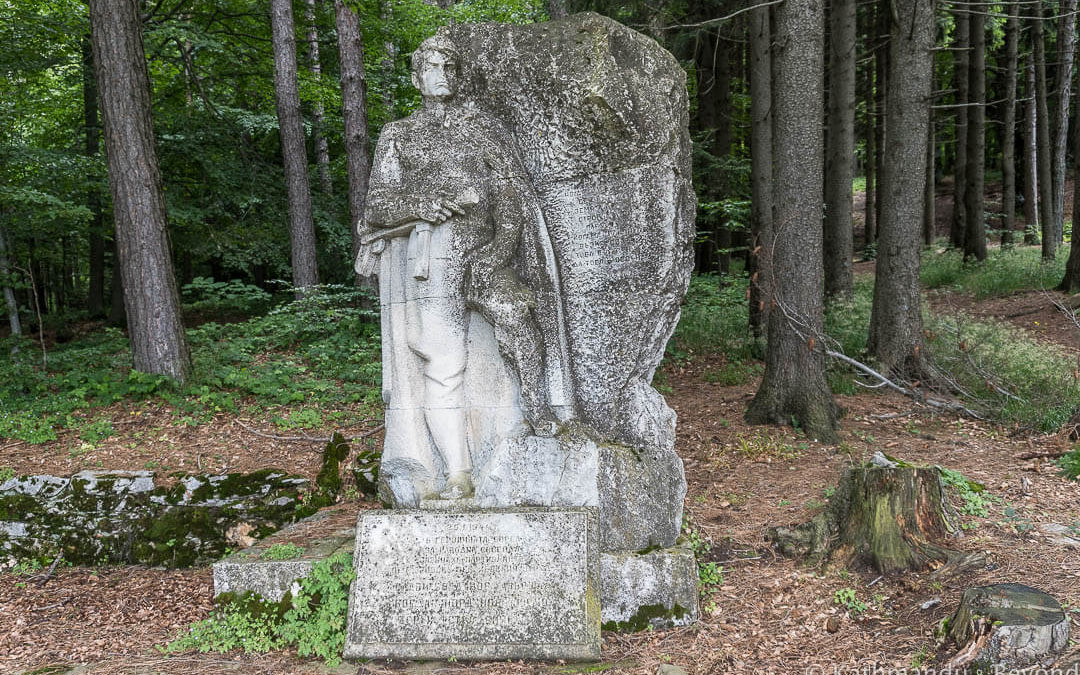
470, 174, 529, 274
364, 124, 464, 230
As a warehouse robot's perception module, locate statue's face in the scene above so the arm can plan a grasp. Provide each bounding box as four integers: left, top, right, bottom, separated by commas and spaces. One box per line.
415, 51, 456, 101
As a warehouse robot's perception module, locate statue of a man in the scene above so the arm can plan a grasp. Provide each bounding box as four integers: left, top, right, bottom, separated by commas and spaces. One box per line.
358, 35, 564, 502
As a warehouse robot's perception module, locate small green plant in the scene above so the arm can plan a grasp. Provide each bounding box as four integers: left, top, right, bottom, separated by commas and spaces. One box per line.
0, 467, 15, 483
165, 552, 355, 666
698, 561, 723, 591
833, 587, 867, 616
823, 485, 836, 499
261, 543, 305, 561
938, 466, 995, 527
731, 432, 801, 461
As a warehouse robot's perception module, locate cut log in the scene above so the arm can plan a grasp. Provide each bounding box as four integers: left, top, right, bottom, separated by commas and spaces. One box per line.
769, 466, 961, 574
946, 583, 1070, 672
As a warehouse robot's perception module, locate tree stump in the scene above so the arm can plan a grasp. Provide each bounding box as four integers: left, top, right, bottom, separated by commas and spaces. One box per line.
769, 464, 960, 573
946, 583, 1070, 672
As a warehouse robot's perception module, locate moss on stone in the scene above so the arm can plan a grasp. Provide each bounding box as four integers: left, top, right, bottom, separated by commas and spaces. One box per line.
601, 603, 689, 632
316, 433, 350, 494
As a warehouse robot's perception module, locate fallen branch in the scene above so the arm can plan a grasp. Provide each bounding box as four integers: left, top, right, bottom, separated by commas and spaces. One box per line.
234, 418, 385, 444
824, 349, 984, 419
1014, 449, 1070, 460
33, 551, 64, 587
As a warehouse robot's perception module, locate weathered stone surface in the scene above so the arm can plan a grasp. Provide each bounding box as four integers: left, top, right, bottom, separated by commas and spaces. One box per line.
213, 509, 355, 602
475, 429, 685, 551
365, 14, 692, 518
600, 546, 699, 631
0, 469, 308, 566
946, 583, 1070, 671
446, 13, 694, 453
344, 508, 600, 660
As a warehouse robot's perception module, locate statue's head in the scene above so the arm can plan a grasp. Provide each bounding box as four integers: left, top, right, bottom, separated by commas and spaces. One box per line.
411, 34, 459, 102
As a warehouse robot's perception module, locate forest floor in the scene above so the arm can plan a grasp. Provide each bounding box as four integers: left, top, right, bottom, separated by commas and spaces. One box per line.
5, 196, 1080, 674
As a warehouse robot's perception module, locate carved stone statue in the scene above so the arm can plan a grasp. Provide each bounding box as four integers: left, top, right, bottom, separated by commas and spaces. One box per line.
356, 13, 700, 631
357, 35, 573, 504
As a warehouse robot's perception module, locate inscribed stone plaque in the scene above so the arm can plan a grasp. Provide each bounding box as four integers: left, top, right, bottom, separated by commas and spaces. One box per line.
343, 508, 600, 660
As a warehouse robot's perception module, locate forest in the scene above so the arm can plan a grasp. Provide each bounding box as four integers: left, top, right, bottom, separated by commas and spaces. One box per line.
3, 0, 1080, 673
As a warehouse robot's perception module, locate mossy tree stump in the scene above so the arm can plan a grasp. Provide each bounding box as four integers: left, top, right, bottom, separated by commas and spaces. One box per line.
769, 466, 960, 573
945, 583, 1070, 672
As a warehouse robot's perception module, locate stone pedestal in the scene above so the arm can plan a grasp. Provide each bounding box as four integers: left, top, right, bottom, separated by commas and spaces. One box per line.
344, 508, 600, 660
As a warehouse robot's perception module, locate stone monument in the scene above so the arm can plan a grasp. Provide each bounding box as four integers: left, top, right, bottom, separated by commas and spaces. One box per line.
348, 12, 697, 657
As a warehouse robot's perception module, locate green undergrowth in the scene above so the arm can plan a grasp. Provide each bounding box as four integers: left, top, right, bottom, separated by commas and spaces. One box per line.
1059, 448, 1080, 480
672, 256, 1080, 432
921, 245, 1066, 299
165, 550, 354, 665
0, 285, 381, 443
670, 273, 754, 363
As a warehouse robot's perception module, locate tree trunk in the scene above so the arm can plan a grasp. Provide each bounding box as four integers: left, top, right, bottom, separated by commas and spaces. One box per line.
748, 5, 773, 345
873, 13, 887, 242
1058, 61, 1080, 290
951, 8, 969, 250
108, 239, 125, 326
923, 106, 935, 245
864, 56, 876, 248
1051, 0, 1077, 243
1024, 55, 1040, 243
89, 0, 191, 382
305, 0, 332, 196
0, 225, 21, 338
769, 465, 959, 574
824, 0, 855, 300
271, 0, 320, 292
1034, 5, 1055, 258
548, 0, 567, 20
379, 0, 397, 119
83, 37, 106, 318
868, 0, 933, 378
745, 0, 837, 442
335, 0, 373, 278
963, 9, 986, 261
1001, 3, 1019, 246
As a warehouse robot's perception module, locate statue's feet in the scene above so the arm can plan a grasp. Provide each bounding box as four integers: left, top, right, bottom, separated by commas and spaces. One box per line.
438, 471, 474, 500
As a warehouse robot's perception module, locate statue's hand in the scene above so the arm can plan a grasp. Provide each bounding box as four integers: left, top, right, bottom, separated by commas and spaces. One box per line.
415, 196, 466, 225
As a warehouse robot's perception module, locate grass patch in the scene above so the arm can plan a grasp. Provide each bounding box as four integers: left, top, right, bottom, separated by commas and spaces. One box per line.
921, 246, 1065, 299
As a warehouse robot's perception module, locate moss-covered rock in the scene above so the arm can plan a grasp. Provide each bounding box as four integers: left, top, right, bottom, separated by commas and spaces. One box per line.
0, 469, 322, 567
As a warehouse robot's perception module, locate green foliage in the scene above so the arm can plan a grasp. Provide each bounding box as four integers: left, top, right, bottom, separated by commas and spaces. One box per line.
0, 467, 14, 483
0, 287, 381, 443
182, 277, 273, 315
1057, 448, 1080, 480
833, 588, 867, 616
702, 361, 762, 386
938, 466, 994, 526
698, 561, 723, 591
166, 552, 354, 665
261, 543, 305, 561
925, 312, 1080, 432
921, 247, 1066, 298
672, 274, 753, 362
276, 551, 355, 665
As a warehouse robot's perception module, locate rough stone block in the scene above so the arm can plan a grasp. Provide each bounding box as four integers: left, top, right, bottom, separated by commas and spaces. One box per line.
344, 508, 600, 660
476, 430, 685, 552
599, 545, 699, 631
